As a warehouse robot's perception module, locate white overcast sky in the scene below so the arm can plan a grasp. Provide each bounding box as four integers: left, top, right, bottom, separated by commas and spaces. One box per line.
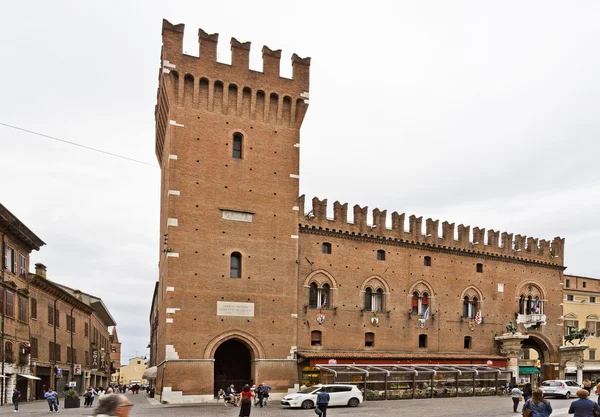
1, 1, 599, 363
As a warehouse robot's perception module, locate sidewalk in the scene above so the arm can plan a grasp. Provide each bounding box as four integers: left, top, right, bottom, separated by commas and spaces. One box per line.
0, 391, 151, 416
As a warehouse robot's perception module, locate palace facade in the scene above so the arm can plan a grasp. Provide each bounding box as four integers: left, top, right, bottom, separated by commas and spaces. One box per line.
152, 19, 567, 403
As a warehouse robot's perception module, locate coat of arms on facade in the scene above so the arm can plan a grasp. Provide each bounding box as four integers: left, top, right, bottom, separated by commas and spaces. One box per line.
469, 321, 475, 331
370, 314, 379, 326
316, 313, 325, 325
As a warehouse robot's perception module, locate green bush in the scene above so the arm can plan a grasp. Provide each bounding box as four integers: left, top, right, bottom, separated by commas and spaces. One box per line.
63, 389, 79, 399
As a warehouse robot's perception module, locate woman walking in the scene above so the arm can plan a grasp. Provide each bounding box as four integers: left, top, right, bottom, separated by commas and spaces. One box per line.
522, 389, 552, 417
511, 384, 524, 413
568, 389, 600, 417
238, 384, 254, 417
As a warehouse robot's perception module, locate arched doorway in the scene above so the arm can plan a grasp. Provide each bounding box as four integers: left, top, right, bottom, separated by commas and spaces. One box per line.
214, 339, 253, 395
521, 334, 554, 385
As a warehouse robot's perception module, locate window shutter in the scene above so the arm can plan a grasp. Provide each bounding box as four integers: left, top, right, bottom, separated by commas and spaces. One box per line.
588, 321, 595, 334
364, 290, 372, 312
309, 285, 317, 308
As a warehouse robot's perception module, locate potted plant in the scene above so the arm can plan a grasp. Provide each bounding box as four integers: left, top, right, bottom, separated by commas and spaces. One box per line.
63, 388, 80, 408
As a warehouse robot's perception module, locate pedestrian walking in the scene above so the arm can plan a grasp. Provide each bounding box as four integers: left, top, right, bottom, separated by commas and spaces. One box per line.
256, 384, 264, 407
44, 388, 59, 413
568, 388, 600, 417
583, 379, 592, 394
511, 385, 524, 413
12, 387, 21, 412
523, 383, 533, 402
93, 393, 133, 417
316, 388, 330, 417
88, 386, 99, 407
522, 389, 552, 417
238, 384, 253, 417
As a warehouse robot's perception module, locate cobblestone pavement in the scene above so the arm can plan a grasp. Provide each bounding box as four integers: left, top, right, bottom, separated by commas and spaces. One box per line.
0, 392, 591, 416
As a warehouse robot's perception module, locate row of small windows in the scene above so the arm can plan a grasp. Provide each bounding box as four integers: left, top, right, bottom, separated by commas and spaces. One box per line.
320, 244, 483, 271
310, 331, 472, 349
566, 295, 596, 303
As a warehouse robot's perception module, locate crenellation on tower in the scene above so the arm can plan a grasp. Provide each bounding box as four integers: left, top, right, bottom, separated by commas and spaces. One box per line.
198, 29, 219, 62
299, 196, 565, 265
262, 46, 282, 77
230, 37, 251, 69
333, 201, 348, 223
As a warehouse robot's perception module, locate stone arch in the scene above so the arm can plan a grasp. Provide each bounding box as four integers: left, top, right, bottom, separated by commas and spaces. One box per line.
564, 312, 578, 320
515, 280, 547, 300
587, 314, 600, 321
204, 330, 266, 360
360, 275, 390, 294
303, 269, 338, 289
408, 280, 434, 298
522, 330, 557, 363
460, 285, 483, 301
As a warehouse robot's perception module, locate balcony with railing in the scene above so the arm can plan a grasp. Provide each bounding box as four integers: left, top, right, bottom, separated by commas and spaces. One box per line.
516, 313, 547, 328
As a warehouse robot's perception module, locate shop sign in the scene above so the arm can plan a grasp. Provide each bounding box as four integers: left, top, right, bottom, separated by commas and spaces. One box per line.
91, 348, 99, 370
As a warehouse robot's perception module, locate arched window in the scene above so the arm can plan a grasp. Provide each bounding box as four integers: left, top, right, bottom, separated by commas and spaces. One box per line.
322, 242, 332, 254
424, 256, 432, 267
309, 283, 318, 308
412, 292, 419, 315
309, 283, 330, 309
365, 332, 375, 347
376, 250, 385, 261
364, 288, 373, 312
463, 296, 478, 318
364, 287, 383, 313
230, 252, 242, 278
373, 289, 383, 313
419, 334, 427, 348
464, 336, 472, 349
232, 133, 243, 159
311, 330, 322, 346
421, 292, 429, 314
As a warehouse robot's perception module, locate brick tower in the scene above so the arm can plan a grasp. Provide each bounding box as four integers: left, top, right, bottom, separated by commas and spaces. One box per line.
154, 20, 310, 402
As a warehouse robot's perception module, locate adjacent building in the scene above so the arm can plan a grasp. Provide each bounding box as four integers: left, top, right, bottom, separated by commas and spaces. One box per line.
110, 327, 122, 384
116, 357, 147, 385
562, 275, 600, 381
0, 203, 117, 401
0, 204, 45, 403
151, 20, 569, 403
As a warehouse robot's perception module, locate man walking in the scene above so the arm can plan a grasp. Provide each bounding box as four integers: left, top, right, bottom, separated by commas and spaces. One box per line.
44, 387, 59, 412
316, 388, 330, 417
12, 387, 21, 412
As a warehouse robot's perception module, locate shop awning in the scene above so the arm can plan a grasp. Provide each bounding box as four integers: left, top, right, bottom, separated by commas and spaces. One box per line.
142, 367, 157, 379
519, 366, 540, 375
18, 374, 41, 380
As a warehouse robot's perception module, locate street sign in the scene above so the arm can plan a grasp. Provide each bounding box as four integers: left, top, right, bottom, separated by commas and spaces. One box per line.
56, 368, 62, 375
74, 364, 82, 375
68, 382, 76, 388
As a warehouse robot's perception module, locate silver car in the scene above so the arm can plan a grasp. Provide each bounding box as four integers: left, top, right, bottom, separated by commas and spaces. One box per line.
539, 380, 582, 398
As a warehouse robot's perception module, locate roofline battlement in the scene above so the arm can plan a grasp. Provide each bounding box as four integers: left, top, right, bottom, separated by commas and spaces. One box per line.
299, 195, 565, 266
161, 19, 310, 91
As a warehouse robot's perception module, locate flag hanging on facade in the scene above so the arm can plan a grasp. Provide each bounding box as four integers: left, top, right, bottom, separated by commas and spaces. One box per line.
475, 310, 482, 325
423, 307, 430, 321
532, 298, 540, 313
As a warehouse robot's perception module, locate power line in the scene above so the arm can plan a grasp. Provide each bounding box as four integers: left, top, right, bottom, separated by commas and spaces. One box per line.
0, 121, 158, 168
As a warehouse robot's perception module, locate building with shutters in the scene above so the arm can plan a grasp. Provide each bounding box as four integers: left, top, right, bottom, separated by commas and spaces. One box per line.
152, 19, 575, 403
562, 275, 600, 381
1, 203, 117, 400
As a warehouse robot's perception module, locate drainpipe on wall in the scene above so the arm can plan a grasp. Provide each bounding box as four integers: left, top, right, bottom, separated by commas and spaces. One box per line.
52, 298, 58, 391
70, 305, 74, 392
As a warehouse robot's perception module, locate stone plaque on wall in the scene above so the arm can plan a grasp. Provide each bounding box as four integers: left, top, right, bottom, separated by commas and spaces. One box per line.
221, 210, 253, 223
217, 301, 255, 317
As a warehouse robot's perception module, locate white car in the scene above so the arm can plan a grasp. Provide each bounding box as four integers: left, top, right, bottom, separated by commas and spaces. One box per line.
281, 384, 363, 409
539, 380, 582, 398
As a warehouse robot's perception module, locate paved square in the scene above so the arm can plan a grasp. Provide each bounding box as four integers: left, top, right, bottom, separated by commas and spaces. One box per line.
0, 392, 588, 416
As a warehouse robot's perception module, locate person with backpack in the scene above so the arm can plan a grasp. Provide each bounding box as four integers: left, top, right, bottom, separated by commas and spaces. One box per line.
238, 384, 254, 417
522, 389, 552, 417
